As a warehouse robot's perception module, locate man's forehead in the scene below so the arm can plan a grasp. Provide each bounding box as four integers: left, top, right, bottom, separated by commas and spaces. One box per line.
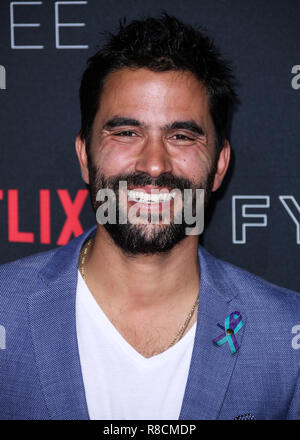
101, 67, 207, 98
97, 68, 210, 126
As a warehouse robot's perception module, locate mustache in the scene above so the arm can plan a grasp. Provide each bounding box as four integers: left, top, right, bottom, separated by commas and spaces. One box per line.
92, 171, 197, 193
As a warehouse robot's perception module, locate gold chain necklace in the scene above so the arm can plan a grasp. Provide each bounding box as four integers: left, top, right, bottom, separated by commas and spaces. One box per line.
79, 238, 93, 282
78, 238, 199, 350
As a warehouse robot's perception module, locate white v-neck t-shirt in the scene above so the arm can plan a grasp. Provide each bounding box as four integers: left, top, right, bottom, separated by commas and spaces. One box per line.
76, 270, 196, 420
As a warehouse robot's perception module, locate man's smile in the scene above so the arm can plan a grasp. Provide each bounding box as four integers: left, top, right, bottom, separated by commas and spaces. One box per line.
127, 188, 176, 204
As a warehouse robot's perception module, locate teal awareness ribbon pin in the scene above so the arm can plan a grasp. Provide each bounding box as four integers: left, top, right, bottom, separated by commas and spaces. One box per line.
213, 311, 243, 354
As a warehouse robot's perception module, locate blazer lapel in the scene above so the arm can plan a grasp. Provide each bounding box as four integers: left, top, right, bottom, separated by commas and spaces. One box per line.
179, 246, 247, 420
28, 226, 96, 420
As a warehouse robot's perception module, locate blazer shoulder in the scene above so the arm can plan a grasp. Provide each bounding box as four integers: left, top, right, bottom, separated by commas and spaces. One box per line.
200, 246, 300, 313
0, 226, 93, 300
0, 248, 58, 298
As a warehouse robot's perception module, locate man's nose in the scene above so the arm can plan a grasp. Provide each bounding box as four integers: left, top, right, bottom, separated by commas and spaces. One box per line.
134, 135, 173, 177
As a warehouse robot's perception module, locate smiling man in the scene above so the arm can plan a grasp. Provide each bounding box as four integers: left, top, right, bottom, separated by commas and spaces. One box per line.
0, 14, 300, 421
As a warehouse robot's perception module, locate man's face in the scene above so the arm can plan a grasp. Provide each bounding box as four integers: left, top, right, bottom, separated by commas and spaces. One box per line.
76, 67, 230, 254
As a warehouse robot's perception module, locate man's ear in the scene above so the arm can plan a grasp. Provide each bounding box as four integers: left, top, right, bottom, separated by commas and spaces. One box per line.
212, 139, 231, 192
75, 134, 89, 184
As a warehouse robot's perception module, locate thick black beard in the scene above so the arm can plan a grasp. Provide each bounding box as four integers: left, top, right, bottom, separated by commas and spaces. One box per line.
88, 164, 216, 256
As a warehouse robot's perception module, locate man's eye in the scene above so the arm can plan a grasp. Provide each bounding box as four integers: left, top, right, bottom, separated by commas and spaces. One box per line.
172, 134, 195, 141
114, 130, 137, 137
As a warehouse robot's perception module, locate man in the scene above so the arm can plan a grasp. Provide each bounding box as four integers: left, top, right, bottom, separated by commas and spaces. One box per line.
0, 14, 300, 420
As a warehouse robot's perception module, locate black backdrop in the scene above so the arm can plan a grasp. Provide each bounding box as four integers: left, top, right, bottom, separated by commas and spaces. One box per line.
0, 0, 299, 292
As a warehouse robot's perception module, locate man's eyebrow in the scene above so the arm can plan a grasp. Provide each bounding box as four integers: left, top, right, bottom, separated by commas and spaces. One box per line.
102, 117, 205, 136
165, 121, 205, 136
102, 117, 145, 130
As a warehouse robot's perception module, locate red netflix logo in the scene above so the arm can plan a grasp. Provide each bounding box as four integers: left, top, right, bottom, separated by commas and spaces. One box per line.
0, 189, 89, 246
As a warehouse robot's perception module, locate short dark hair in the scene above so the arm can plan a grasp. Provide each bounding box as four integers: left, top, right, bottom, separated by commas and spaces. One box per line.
79, 13, 237, 155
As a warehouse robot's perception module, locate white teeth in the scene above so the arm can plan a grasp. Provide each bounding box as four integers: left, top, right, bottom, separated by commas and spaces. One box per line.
127, 190, 175, 204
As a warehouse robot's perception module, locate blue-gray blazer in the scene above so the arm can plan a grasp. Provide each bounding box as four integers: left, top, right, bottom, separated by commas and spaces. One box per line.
0, 225, 299, 420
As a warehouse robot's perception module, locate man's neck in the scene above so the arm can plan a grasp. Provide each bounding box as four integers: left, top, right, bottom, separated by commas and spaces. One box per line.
81, 225, 200, 357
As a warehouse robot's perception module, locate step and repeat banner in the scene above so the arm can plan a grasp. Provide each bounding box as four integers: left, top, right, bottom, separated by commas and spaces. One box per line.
0, 0, 299, 292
